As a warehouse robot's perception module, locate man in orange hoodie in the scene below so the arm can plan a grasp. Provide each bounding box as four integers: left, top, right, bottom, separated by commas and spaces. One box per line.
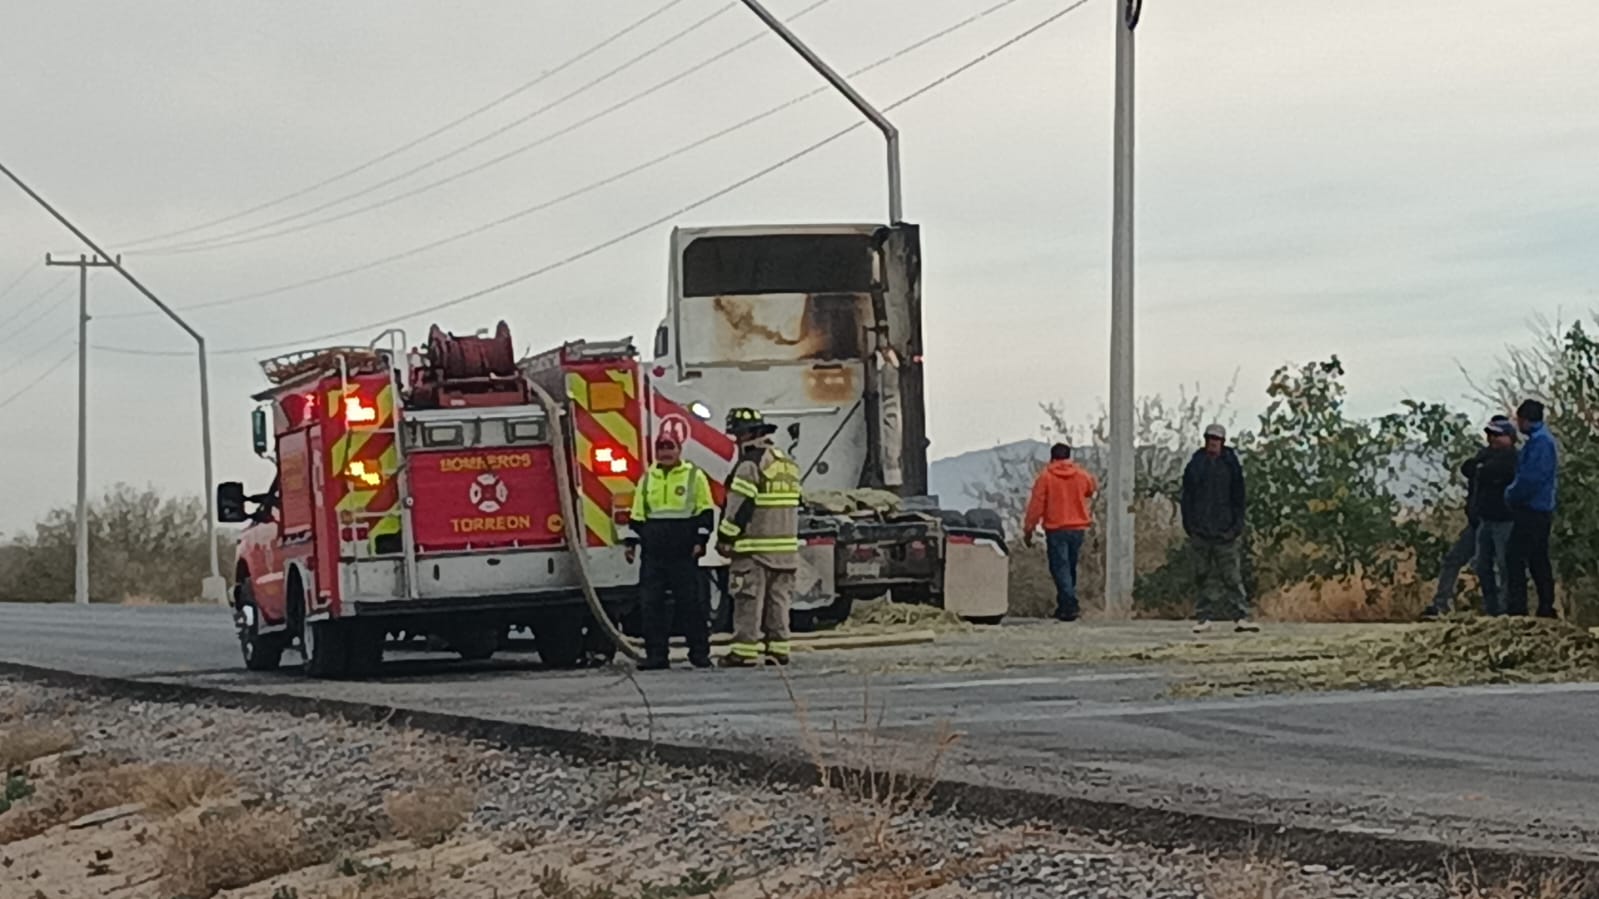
1023, 443, 1098, 622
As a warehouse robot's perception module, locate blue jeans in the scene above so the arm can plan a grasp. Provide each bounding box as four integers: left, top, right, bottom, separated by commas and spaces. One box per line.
1474, 520, 1513, 617
1045, 529, 1085, 619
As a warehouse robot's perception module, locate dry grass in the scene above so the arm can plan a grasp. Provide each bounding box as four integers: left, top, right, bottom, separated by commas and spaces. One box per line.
0, 725, 76, 772
159, 806, 323, 898
124, 763, 237, 816
1447, 863, 1597, 898
384, 784, 475, 848
780, 670, 961, 864
1257, 572, 1428, 623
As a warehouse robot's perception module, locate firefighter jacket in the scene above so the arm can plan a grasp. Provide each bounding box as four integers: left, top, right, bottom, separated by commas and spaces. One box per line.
717, 438, 802, 570
626, 461, 715, 556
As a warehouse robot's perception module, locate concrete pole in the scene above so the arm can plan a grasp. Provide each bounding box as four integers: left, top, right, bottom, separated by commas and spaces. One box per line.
1105, 0, 1139, 614
75, 258, 90, 605
737, 0, 903, 223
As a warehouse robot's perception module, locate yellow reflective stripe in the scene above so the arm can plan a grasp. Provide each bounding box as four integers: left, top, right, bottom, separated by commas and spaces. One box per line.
754, 491, 801, 507
730, 478, 759, 499
718, 519, 743, 538
764, 641, 791, 656
729, 642, 762, 659
733, 537, 799, 553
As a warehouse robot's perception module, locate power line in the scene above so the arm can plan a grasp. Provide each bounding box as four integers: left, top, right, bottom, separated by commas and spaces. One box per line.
115, 0, 701, 250
0, 264, 36, 305
99, 0, 1090, 359
0, 324, 75, 381
100, 0, 1032, 322
133, 0, 752, 255
0, 345, 76, 412
0, 277, 72, 334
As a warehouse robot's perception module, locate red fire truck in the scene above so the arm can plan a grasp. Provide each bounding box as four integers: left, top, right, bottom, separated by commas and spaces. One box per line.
219, 324, 644, 677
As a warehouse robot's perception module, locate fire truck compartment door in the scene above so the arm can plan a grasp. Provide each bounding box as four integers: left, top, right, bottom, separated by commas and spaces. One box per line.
407, 448, 565, 553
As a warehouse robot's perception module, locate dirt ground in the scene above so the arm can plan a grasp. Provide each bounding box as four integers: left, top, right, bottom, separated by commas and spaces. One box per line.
2, 678, 1541, 899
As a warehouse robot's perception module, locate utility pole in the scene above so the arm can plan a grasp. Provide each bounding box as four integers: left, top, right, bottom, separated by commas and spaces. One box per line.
1106, 0, 1142, 615
45, 252, 120, 606
737, 0, 903, 223
1, 160, 225, 604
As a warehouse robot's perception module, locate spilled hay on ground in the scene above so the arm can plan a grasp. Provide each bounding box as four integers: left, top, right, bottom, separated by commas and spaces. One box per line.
1171, 617, 1599, 697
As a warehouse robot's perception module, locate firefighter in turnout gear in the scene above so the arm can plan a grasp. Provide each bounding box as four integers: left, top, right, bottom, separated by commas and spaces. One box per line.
717, 407, 802, 666
626, 434, 716, 670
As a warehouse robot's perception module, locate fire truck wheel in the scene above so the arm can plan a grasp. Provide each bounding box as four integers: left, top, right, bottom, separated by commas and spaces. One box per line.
533, 612, 585, 669
301, 619, 351, 679
347, 624, 385, 677
814, 595, 854, 629
235, 580, 283, 672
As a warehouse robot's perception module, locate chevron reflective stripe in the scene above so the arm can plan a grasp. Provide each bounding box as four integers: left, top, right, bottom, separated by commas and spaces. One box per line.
733, 537, 799, 553
729, 641, 762, 659
764, 641, 791, 657
718, 519, 743, 539
325, 376, 401, 554
567, 366, 643, 546
729, 477, 759, 499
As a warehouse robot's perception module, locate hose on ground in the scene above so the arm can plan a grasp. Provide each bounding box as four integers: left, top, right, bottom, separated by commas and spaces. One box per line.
528, 380, 643, 663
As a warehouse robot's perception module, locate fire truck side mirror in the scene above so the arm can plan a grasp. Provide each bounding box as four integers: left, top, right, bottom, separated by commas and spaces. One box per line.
217, 482, 249, 524
251, 408, 270, 456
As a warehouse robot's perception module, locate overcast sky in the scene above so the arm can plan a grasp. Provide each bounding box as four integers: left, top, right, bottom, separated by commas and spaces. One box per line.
2, 0, 1596, 533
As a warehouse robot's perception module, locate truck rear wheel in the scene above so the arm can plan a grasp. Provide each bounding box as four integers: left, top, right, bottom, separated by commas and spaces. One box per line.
534, 611, 585, 669
302, 618, 351, 679
451, 626, 500, 662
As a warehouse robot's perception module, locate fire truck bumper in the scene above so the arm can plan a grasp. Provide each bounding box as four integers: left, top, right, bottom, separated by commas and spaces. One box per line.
337, 548, 636, 615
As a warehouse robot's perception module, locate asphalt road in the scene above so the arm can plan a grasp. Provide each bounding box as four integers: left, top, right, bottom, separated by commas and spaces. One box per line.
2, 602, 1596, 859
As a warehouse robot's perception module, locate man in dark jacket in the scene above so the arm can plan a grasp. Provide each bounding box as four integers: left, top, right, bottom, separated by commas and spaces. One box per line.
1505, 399, 1559, 617
1423, 415, 1514, 618
1471, 417, 1519, 617
1180, 424, 1255, 633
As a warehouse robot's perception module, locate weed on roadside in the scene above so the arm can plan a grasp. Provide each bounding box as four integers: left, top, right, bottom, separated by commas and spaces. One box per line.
537, 865, 619, 899
1447, 859, 1597, 898
159, 806, 326, 899
0, 726, 75, 773
384, 784, 474, 847
124, 763, 237, 816
636, 868, 734, 899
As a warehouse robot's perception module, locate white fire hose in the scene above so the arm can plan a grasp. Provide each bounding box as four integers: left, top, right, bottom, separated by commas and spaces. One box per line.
528, 381, 643, 663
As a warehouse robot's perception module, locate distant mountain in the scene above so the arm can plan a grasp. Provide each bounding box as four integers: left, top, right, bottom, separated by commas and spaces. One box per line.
927, 439, 1046, 509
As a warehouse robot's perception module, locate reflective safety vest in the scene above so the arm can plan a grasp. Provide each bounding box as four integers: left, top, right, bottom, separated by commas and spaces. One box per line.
627, 461, 714, 550
718, 441, 801, 568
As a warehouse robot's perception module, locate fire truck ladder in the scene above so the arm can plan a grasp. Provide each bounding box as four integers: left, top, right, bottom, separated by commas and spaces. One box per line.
337, 349, 421, 601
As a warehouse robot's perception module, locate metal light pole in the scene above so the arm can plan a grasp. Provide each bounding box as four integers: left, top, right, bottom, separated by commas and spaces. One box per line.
737, 0, 903, 223
2, 160, 226, 604
45, 252, 120, 605
1105, 0, 1141, 614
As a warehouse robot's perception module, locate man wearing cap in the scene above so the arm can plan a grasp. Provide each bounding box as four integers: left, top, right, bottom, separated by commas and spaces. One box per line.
1505, 399, 1559, 618
1181, 425, 1256, 633
1424, 415, 1516, 618
625, 434, 715, 670
716, 407, 803, 666
1470, 417, 1519, 617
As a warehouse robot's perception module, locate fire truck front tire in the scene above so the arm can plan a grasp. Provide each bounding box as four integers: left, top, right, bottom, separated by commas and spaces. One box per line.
235, 580, 284, 672
301, 619, 351, 679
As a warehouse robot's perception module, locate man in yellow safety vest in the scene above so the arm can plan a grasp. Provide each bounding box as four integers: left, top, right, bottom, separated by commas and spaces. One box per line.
625, 434, 715, 670
716, 408, 802, 667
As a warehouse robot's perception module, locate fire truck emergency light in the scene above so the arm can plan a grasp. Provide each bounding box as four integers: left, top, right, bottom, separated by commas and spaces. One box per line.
344, 460, 382, 487
592, 446, 629, 475
344, 396, 378, 424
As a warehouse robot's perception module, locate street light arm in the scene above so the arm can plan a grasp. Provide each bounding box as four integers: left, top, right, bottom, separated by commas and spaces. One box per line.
0, 160, 203, 344
738, 0, 903, 222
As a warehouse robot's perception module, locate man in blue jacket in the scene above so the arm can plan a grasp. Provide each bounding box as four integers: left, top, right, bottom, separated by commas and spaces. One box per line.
1504, 399, 1559, 618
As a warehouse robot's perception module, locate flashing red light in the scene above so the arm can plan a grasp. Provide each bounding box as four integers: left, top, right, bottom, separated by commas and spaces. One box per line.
592, 446, 629, 475
344, 395, 378, 425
